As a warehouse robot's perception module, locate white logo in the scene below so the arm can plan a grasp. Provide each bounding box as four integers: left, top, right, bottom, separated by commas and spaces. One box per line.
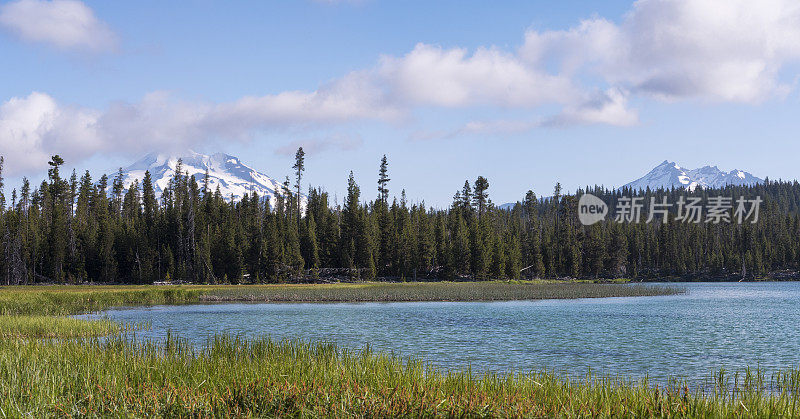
578, 193, 608, 225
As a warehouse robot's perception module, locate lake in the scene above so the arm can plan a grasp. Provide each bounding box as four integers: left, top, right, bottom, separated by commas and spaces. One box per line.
82, 282, 800, 383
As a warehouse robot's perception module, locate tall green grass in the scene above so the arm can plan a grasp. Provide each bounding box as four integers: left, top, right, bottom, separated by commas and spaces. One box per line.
0, 315, 125, 338
0, 334, 797, 417
0, 286, 205, 316
0, 286, 199, 338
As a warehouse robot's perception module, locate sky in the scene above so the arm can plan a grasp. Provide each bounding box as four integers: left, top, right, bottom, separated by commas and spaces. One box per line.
1, 0, 800, 207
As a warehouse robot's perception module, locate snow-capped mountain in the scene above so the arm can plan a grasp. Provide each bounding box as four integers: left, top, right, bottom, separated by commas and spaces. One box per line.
119, 151, 302, 206
499, 160, 763, 209
622, 160, 762, 192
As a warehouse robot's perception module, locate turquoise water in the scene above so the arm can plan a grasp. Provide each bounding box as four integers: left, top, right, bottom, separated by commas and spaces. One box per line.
85, 282, 800, 382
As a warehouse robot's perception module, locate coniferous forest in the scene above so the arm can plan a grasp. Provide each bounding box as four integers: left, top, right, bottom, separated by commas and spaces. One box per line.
0, 151, 799, 285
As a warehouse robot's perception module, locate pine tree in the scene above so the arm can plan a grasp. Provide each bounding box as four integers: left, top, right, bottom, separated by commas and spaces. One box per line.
0, 156, 5, 215
378, 155, 390, 204
293, 147, 305, 221
460, 181, 472, 213
472, 176, 489, 220
341, 172, 360, 277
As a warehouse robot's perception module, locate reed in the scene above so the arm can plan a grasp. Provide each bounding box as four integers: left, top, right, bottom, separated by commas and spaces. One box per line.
0, 282, 680, 315
0, 333, 796, 417
0, 286, 199, 337
199, 281, 682, 303
0, 286, 206, 316
0, 315, 125, 338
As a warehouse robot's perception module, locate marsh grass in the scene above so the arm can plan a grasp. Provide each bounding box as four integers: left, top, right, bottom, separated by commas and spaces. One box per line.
0, 333, 797, 417
0, 286, 205, 316
199, 281, 682, 303
0, 315, 125, 338
0, 282, 680, 315
0, 283, 679, 316
0, 286, 197, 338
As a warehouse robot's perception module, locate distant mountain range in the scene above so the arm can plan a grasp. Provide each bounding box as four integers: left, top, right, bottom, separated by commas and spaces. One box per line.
622, 160, 762, 192
119, 154, 762, 211
119, 151, 300, 207
499, 160, 763, 209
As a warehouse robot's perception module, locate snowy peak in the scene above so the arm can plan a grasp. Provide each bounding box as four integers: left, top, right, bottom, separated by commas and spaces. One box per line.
623, 160, 762, 192
120, 151, 301, 206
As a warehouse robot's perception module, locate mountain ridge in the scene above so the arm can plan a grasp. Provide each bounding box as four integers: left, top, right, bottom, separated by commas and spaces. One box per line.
119, 151, 302, 207
498, 160, 763, 209
622, 160, 762, 192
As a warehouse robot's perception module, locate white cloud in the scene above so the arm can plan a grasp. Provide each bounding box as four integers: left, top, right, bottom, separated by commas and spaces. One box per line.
378, 43, 578, 107
206, 71, 400, 132
0, 0, 116, 52
521, 0, 800, 103
0, 92, 101, 175
429, 89, 637, 139
0, 90, 389, 175
6, 0, 800, 174
545, 88, 639, 127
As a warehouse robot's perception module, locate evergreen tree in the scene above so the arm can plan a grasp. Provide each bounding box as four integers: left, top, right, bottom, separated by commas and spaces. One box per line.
472, 176, 490, 220
293, 147, 305, 221
378, 155, 390, 203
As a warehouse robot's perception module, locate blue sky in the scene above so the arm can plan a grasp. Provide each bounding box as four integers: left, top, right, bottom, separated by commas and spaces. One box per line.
1, 0, 800, 207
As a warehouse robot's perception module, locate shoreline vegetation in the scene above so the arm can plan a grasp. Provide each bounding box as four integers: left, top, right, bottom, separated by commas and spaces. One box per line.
0, 281, 681, 338
196, 281, 681, 303
2, 333, 799, 416
0, 281, 680, 314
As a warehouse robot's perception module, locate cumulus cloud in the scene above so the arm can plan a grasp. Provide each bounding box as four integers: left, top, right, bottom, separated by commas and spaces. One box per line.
409, 0, 800, 137
419, 88, 636, 140
544, 88, 638, 127
0, 0, 116, 52
378, 43, 578, 108
521, 0, 800, 103
0, 90, 389, 175
0, 92, 102, 175
5, 0, 800, 174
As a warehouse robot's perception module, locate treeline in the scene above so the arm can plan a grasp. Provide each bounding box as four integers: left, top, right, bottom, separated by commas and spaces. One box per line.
0, 153, 799, 284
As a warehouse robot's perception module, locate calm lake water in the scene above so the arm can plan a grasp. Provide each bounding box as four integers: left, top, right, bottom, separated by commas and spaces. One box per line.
83, 282, 800, 382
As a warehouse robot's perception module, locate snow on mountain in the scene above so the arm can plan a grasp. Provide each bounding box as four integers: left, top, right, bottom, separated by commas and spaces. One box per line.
119, 151, 303, 207
622, 160, 762, 192
499, 160, 763, 209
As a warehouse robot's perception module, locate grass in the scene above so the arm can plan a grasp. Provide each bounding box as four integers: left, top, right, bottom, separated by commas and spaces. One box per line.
0, 333, 798, 417
0, 286, 202, 338
198, 281, 682, 303
0, 315, 124, 338
0, 285, 205, 316
0, 282, 682, 317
